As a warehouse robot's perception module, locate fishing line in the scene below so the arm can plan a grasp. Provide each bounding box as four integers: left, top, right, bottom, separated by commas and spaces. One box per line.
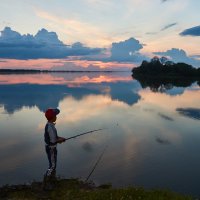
85, 144, 108, 182
62, 124, 118, 181
84, 123, 119, 182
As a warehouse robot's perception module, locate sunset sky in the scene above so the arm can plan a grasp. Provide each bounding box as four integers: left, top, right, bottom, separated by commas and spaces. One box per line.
0, 0, 200, 70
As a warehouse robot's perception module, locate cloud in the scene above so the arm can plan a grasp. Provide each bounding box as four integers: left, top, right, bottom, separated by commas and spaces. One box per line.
146, 32, 157, 35
35, 9, 111, 47
85, 37, 148, 63
82, 37, 149, 64
0, 27, 103, 59
0, 27, 147, 64
180, 25, 200, 36
110, 37, 143, 59
161, 0, 169, 2
146, 22, 177, 35
161, 23, 177, 31
154, 48, 200, 67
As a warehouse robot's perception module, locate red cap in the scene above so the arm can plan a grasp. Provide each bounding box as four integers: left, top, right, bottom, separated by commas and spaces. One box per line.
45, 108, 60, 120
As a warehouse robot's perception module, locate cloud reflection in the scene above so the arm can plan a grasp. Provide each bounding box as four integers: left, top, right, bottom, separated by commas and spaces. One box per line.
158, 113, 174, 121
0, 72, 132, 85
82, 142, 94, 152
176, 108, 200, 120
156, 136, 170, 145
0, 81, 200, 193
138, 89, 200, 111
0, 73, 140, 114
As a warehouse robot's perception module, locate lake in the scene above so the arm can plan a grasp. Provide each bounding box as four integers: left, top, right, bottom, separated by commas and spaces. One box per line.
0, 72, 200, 197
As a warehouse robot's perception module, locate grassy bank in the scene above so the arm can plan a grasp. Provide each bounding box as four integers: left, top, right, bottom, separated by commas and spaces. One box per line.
0, 178, 192, 200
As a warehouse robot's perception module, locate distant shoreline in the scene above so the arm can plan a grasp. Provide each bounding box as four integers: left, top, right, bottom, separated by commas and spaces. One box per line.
0, 69, 130, 74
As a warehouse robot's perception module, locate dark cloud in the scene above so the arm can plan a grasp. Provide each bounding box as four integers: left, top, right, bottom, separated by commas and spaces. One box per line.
0, 27, 147, 63
176, 108, 200, 120
161, 0, 169, 2
154, 48, 200, 67
161, 23, 177, 31
108, 38, 147, 62
85, 37, 148, 63
180, 25, 200, 36
110, 38, 144, 62
0, 27, 103, 59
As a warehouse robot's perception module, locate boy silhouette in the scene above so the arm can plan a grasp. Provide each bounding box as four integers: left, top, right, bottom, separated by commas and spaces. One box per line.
44, 108, 65, 179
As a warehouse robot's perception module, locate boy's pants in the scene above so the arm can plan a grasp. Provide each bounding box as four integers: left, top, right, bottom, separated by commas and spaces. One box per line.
45, 145, 57, 177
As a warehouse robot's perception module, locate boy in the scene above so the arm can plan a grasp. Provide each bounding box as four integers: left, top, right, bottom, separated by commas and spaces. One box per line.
44, 108, 66, 178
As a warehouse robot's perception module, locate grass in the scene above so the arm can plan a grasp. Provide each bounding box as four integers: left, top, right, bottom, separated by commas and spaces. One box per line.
0, 178, 193, 200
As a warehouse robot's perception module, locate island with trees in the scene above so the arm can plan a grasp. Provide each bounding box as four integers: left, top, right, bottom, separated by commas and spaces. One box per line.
132, 56, 200, 92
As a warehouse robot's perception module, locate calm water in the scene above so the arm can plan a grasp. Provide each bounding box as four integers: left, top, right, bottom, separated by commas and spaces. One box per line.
0, 72, 200, 196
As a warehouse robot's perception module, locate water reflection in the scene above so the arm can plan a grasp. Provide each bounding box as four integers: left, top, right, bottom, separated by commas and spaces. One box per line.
0, 73, 140, 114
158, 113, 174, 121
155, 136, 171, 145
1, 72, 200, 196
132, 75, 199, 93
82, 142, 94, 152
0, 84, 99, 114
0, 72, 131, 85
176, 108, 200, 120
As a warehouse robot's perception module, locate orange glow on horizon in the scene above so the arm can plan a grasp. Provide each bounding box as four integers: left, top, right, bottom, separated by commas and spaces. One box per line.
0, 58, 134, 71
0, 73, 132, 85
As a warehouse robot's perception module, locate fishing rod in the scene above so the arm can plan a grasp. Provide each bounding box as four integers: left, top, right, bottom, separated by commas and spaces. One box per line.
64, 128, 106, 141
61, 122, 118, 142
85, 145, 108, 182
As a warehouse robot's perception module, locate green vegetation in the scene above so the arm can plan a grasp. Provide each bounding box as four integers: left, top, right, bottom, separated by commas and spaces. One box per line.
132, 57, 200, 92
0, 178, 192, 200
132, 58, 200, 77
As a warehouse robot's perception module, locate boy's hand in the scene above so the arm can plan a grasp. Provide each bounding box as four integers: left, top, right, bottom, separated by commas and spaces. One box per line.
57, 137, 66, 144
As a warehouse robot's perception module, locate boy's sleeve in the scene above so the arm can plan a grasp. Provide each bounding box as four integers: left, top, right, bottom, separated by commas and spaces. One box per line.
48, 125, 57, 144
